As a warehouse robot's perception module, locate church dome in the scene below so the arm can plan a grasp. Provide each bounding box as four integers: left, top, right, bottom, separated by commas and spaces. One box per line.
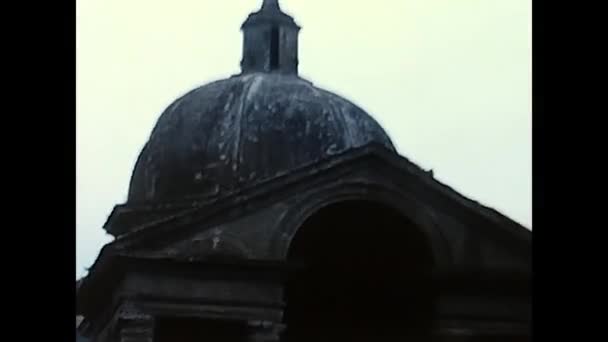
127, 0, 396, 203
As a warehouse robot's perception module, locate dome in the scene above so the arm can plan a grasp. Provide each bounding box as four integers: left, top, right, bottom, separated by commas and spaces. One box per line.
126, 0, 396, 203
128, 73, 395, 203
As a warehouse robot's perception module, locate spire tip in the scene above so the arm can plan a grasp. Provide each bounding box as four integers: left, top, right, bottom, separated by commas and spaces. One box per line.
261, 0, 280, 11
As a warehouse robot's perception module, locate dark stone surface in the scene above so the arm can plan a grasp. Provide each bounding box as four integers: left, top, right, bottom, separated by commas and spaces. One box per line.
128, 73, 395, 204
110, 145, 530, 258
77, 1, 532, 341
85, 151, 533, 342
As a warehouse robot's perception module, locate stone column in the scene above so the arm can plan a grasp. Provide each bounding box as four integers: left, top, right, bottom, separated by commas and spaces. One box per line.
247, 320, 285, 342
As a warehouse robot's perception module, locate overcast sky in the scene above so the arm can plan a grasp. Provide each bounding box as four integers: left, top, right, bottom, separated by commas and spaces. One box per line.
76, 0, 531, 278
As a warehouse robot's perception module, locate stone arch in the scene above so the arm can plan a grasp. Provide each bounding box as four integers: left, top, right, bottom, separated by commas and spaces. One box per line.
269, 181, 452, 266
277, 181, 451, 341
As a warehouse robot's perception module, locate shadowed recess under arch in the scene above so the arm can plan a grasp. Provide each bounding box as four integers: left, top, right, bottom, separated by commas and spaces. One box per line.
283, 200, 437, 342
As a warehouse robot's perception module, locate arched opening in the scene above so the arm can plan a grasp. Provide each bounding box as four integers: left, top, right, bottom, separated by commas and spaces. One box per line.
283, 200, 436, 342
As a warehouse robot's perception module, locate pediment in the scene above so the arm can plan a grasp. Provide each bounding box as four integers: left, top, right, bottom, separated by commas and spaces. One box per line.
104, 143, 530, 263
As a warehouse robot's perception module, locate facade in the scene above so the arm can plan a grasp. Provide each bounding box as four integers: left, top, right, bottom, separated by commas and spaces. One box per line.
76, 1, 531, 341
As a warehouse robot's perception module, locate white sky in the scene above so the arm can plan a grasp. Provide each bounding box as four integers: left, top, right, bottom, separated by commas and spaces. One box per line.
76, 0, 532, 278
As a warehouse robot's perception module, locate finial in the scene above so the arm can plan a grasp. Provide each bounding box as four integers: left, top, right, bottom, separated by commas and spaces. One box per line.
261, 0, 281, 11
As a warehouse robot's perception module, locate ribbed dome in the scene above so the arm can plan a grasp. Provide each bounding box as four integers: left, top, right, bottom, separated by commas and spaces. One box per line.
126, 0, 396, 203
128, 73, 394, 203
